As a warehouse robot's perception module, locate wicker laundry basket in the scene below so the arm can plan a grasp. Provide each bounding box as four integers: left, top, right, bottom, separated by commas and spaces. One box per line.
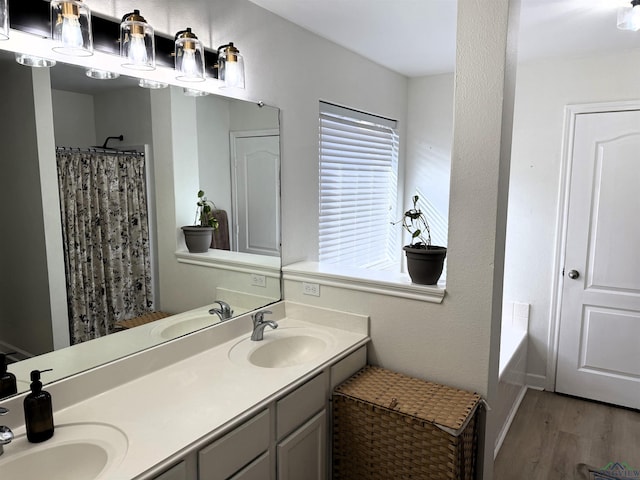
332, 366, 481, 480
114, 311, 170, 330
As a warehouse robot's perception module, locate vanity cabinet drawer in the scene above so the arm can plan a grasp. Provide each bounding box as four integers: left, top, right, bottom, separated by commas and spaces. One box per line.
154, 461, 188, 480
330, 346, 367, 391
276, 371, 327, 440
199, 409, 270, 480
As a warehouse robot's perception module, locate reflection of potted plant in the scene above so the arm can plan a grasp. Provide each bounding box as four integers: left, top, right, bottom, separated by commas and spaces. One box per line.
182, 190, 219, 253
395, 195, 447, 285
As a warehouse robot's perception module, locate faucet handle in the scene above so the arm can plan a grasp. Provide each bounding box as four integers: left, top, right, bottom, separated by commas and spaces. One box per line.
0, 407, 13, 455
213, 300, 233, 317
0, 425, 12, 444
252, 310, 272, 326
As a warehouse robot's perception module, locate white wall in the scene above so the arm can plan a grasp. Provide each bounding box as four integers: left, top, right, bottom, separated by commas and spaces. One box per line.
94, 87, 153, 148
405, 73, 454, 249
0, 62, 66, 355
51, 89, 96, 148
504, 48, 640, 389
197, 95, 232, 214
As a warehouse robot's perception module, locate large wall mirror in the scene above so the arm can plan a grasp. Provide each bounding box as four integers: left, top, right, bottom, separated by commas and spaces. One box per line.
0, 47, 281, 398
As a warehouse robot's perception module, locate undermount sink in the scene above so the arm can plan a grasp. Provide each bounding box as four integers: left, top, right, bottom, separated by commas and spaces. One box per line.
229, 327, 333, 368
151, 314, 219, 340
0, 423, 128, 480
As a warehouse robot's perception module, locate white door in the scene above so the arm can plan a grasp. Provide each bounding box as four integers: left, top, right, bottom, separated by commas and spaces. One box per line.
231, 132, 280, 256
556, 109, 640, 409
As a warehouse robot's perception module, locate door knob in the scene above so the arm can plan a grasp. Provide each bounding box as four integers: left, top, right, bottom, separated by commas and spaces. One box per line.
567, 269, 580, 279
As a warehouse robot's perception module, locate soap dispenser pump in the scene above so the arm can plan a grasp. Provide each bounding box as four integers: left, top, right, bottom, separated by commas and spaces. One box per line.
24, 369, 54, 443
0, 354, 17, 400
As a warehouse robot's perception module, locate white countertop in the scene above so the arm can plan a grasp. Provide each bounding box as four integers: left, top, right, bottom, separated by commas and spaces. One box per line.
0, 302, 369, 479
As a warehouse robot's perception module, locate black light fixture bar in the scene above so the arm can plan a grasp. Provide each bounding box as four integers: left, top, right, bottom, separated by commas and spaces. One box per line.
8, 0, 219, 77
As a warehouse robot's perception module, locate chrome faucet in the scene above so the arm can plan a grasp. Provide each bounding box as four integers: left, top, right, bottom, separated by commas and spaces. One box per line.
251, 310, 278, 341
209, 300, 233, 321
0, 407, 13, 456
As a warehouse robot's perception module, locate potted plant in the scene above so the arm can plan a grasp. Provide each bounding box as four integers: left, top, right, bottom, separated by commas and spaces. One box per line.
181, 190, 219, 253
395, 195, 447, 285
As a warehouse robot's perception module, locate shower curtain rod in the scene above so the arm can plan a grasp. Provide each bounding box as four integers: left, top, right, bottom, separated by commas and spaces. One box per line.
55, 146, 144, 156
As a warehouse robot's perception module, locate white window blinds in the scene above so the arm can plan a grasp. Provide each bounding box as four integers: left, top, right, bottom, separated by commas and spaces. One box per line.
319, 102, 399, 269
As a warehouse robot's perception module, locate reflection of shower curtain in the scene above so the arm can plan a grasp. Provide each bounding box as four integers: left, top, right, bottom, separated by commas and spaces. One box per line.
56, 150, 153, 344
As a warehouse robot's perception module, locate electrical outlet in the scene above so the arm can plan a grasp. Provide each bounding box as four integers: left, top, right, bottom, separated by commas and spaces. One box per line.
302, 282, 320, 296
513, 302, 530, 319
251, 274, 266, 287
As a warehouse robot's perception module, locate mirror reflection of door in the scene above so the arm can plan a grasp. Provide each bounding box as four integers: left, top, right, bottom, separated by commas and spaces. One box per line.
231, 130, 281, 256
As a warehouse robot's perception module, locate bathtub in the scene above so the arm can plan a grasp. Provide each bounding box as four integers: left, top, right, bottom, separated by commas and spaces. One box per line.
494, 325, 528, 458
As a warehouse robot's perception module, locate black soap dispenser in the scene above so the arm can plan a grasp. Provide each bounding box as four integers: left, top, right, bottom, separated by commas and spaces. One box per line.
24, 369, 54, 443
0, 354, 17, 400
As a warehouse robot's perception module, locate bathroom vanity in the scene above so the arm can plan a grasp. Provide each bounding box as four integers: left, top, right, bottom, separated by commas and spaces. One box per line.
0, 301, 369, 480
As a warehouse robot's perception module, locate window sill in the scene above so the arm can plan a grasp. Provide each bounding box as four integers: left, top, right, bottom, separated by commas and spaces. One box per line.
176, 249, 281, 278
282, 261, 445, 304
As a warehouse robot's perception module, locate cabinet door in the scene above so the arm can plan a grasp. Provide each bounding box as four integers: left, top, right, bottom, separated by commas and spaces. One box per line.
277, 410, 326, 480
229, 452, 271, 480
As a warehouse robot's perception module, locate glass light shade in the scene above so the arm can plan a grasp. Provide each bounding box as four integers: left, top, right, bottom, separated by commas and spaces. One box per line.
174, 28, 205, 82
0, 0, 8, 41
218, 43, 245, 89
50, 0, 93, 56
15, 53, 57, 67
183, 87, 209, 97
120, 10, 155, 71
139, 78, 168, 89
618, 3, 640, 31
86, 68, 119, 80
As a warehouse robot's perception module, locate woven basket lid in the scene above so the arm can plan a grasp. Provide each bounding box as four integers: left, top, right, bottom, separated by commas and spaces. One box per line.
334, 365, 481, 436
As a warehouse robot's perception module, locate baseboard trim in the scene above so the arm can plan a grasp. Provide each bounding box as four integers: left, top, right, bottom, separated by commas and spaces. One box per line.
526, 373, 547, 391
494, 385, 528, 459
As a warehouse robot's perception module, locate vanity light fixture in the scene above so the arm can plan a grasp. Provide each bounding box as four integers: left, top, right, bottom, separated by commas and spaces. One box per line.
174, 28, 205, 82
138, 78, 168, 89
50, 0, 93, 56
15, 53, 56, 67
120, 10, 154, 71
217, 43, 245, 89
86, 68, 119, 80
0, 0, 8, 40
618, 0, 640, 30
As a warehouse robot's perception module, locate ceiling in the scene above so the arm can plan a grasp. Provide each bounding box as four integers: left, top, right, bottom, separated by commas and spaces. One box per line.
247, 0, 640, 77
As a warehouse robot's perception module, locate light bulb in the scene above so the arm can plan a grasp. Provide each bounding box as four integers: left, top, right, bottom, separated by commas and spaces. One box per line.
128, 34, 148, 65
0, 0, 8, 41
225, 61, 242, 88
181, 49, 199, 77
60, 15, 83, 49
630, 6, 640, 30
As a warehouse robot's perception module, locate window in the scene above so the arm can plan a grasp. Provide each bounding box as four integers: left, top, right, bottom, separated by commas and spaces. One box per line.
319, 101, 399, 269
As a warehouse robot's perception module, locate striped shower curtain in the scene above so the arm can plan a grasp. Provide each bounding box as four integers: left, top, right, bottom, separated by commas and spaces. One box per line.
56, 150, 154, 344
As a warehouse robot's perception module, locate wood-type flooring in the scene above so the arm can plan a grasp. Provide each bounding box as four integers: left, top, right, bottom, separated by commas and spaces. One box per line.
494, 389, 640, 479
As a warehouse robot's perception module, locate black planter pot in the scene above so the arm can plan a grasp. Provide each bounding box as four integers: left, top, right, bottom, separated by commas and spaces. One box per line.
403, 245, 447, 285
182, 226, 214, 253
